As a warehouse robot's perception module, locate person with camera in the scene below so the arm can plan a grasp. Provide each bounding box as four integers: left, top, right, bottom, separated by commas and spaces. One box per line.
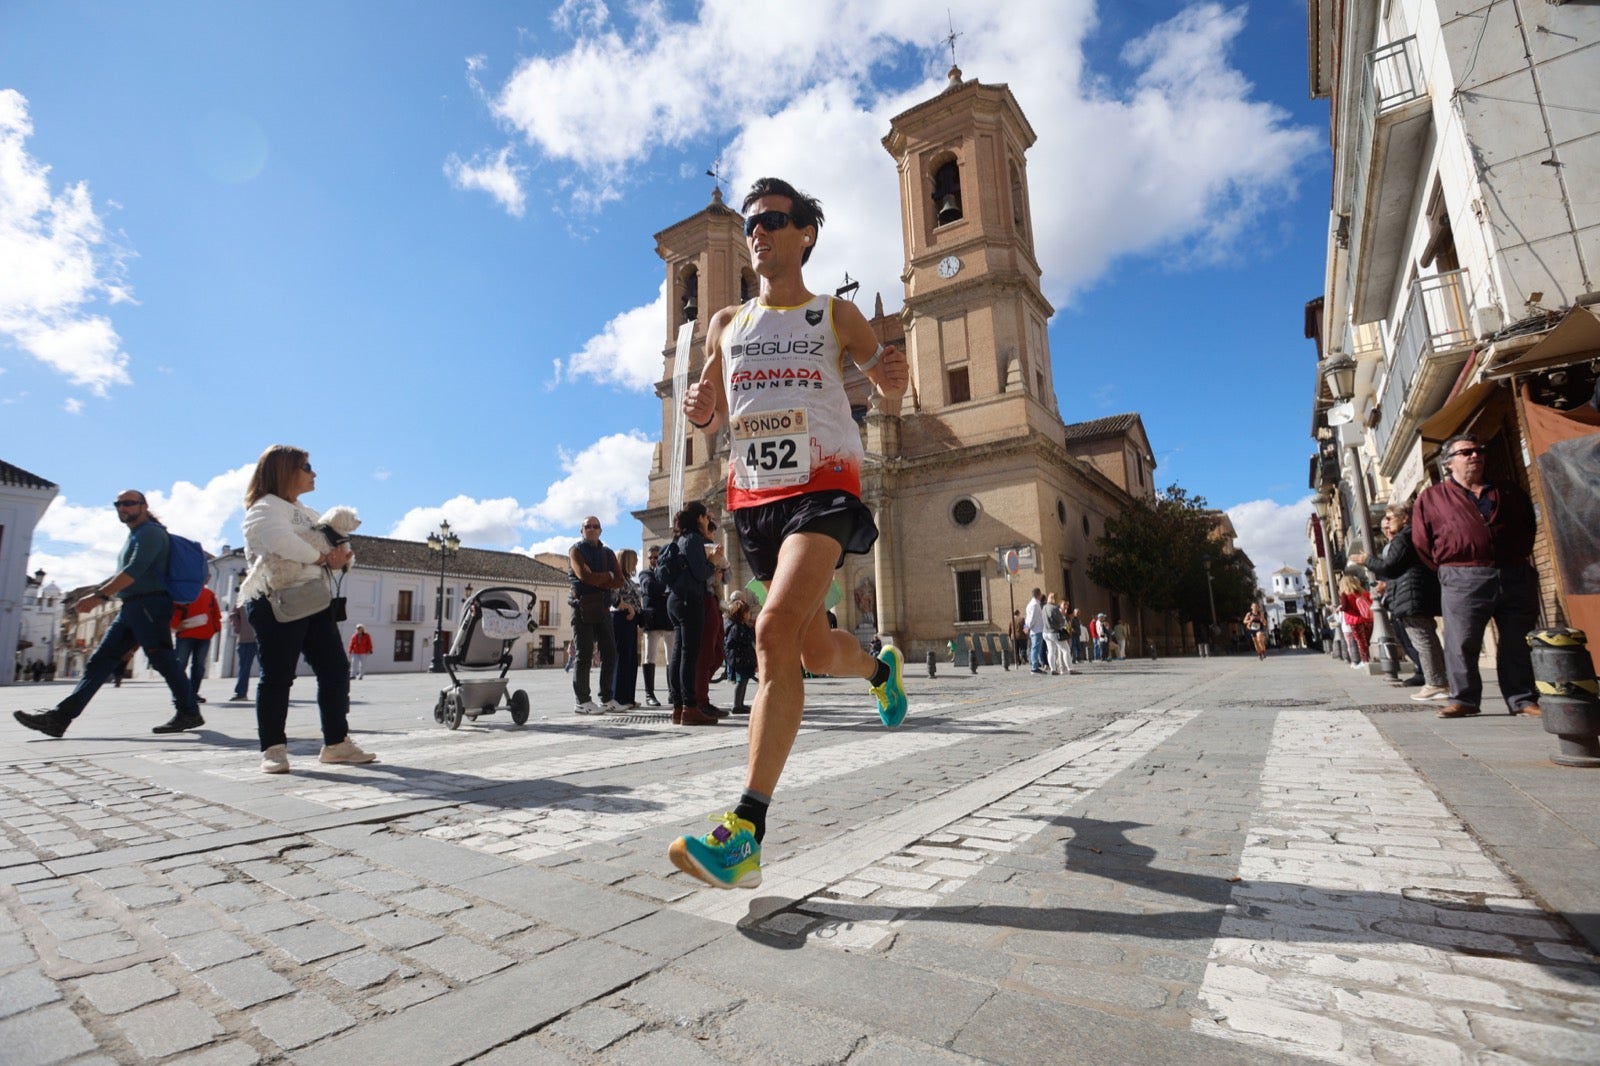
239, 445, 376, 774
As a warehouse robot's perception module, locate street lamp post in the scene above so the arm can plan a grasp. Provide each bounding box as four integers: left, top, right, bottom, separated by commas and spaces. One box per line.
1203, 558, 1218, 657
426, 520, 460, 673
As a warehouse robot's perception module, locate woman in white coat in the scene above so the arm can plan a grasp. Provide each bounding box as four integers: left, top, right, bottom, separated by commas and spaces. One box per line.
240, 445, 376, 774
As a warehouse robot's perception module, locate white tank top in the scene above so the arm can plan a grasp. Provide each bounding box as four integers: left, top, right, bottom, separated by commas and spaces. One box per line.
720, 295, 863, 510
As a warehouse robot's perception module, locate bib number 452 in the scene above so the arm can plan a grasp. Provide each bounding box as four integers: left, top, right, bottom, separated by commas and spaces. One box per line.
745, 439, 798, 472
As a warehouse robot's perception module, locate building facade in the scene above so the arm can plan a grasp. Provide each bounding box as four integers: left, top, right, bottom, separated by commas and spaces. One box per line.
1307, 0, 1600, 662
1, 460, 59, 686
634, 69, 1170, 659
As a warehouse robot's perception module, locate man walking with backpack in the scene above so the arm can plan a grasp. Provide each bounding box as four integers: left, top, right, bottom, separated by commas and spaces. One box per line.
14, 490, 206, 738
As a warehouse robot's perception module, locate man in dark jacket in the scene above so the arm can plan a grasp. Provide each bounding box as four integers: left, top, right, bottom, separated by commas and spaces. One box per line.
1350, 501, 1446, 700
1412, 433, 1541, 719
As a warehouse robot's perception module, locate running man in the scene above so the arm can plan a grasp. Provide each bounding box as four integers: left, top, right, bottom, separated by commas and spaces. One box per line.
668, 176, 910, 889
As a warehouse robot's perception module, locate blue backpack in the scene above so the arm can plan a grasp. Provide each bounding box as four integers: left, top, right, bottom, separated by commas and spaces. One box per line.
164, 532, 208, 605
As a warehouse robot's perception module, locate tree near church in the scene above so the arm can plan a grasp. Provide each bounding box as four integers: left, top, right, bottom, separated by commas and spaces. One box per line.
1088, 484, 1258, 651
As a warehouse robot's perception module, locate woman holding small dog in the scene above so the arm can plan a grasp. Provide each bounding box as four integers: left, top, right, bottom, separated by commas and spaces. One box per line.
240, 445, 377, 774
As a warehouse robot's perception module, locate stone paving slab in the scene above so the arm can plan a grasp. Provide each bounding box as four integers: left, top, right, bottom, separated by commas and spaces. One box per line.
2, 658, 1597, 1063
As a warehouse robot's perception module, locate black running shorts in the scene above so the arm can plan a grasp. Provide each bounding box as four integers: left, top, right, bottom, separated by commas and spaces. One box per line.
732, 489, 879, 582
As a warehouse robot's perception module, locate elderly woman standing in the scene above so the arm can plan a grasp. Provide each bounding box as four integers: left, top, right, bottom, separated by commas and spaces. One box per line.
240, 445, 377, 774
1350, 501, 1447, 700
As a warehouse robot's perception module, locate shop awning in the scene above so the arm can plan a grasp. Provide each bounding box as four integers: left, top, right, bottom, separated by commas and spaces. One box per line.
1419, 380, 1502, 443
1484, 306, 1600, 380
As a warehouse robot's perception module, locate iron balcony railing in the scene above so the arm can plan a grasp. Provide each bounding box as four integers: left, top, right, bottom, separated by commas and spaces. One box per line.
1372, 269, 1474, 460
1347, 35, 1426, 300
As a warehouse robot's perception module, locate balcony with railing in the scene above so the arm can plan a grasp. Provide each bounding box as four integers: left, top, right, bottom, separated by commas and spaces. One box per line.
1348, 35, 1432, 325
1372, 269, 1475, 473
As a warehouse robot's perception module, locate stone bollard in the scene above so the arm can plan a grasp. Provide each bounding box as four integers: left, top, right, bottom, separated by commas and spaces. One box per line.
926, 650, 937, 679
1530, 629, 1600, 768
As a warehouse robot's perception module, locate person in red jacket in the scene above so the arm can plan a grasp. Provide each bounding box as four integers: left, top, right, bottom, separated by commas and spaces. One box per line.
171, 585, 221, 703
347, 624, 373, 680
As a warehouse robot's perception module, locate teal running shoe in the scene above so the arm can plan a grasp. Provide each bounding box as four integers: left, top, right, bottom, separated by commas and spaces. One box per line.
871, 645, 908, 728
668, 812, 762, 889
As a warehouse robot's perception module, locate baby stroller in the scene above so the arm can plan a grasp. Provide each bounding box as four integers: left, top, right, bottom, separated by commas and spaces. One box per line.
433, 586, 538, 730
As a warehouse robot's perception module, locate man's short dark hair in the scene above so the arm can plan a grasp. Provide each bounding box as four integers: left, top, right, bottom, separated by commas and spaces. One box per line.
743, 177, 824, 264
1440, 433, 1482, 465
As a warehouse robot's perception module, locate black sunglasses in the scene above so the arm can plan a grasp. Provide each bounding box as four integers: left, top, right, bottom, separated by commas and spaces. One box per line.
113, 500, 143, 509
743, 210, 792, 238
1449, 447, 1485, 459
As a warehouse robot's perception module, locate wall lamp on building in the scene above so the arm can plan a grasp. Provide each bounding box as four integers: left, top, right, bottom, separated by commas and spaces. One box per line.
1322, 355, 1358, 403
426, 520, 461, 673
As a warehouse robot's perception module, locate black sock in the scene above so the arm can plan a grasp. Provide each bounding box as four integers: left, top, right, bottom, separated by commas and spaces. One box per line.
869, 659, 892, 688
734, 789, 770, 843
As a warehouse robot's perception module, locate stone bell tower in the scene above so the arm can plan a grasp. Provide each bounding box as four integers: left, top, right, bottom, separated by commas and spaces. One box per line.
635, 187, 752, 551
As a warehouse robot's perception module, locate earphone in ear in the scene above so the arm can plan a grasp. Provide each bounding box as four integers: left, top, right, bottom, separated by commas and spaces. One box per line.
804, 236, 811, 244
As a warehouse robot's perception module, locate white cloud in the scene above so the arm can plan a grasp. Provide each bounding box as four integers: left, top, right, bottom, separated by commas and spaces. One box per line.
389, 495, 531, 547
477, 1, 1317, 388
0, 89, 135, 395
1227, 494, 1317, 584
527, 431, 656, 531
63, 397, 82, 414
383, 431, 656, 554
560, 281, 666, 390
444, 145, 528, 217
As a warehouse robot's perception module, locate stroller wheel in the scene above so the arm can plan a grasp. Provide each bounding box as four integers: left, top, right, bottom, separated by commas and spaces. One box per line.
510, 690, 530, 726
444, 692, 466, 731
433, 693, 447, 724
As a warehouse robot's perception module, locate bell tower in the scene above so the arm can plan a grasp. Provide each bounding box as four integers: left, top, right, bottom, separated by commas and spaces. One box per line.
636, 187, 752, 546
882, 66, 1059, 452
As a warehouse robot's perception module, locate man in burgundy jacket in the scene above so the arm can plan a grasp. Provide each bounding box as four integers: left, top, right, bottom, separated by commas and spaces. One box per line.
1412, 433, 1541, 719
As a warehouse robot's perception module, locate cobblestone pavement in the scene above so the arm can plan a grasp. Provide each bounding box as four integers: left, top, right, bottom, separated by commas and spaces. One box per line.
1, 652, 1596, 1064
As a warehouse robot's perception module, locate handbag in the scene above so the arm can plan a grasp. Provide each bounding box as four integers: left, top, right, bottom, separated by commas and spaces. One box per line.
268, 578, 332, 623
329, 570, 348, 623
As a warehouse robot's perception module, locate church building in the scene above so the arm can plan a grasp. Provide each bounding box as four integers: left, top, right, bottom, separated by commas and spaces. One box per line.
634, 68, 1160, 660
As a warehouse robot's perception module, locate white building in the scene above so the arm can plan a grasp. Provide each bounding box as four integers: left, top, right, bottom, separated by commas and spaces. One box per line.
1308, 0, 1600, 643
17, 571, 62, 679
1, 460, 59, 686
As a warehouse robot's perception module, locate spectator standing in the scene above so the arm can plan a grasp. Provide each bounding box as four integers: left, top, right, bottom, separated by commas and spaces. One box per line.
567, 516, 624, 715
667, 502, 719, 726
1008, 609, 1027, 666
1339, 575, 1372, 667
1024, 588, 1046, 674
1349, 502, 1447, 700
611, 549, 643, 710
239, 445, 376, 774
172, 585, 221, 703
347, 624, 373, 680
723, 592, 758, 715
1412, 433, 1542, 719
14, 491, 205, 738
229, 600, 258, 701
637, 545, 674, 708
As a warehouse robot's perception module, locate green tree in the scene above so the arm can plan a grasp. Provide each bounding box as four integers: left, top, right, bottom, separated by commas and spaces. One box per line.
1089, 484, 1260, 644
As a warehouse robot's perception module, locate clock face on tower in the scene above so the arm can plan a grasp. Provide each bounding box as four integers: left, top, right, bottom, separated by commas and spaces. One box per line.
937, 255, 962, 279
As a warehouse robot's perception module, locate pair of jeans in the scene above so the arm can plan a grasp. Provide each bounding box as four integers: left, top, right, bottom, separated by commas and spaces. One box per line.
610, 610, 638, 705
571, 606, 616, 704
174, 636, 210, 699
56, 592, 199, 721
1029, 632, 1045, 671
1437, 564, 1539, 711
1396, 614, 1446, 687
233, 641, 258, 697
246, 597, 351, 752
668, 591, 703, 710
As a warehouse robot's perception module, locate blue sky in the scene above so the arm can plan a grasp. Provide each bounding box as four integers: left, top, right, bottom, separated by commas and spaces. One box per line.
2, 1, 1328, 592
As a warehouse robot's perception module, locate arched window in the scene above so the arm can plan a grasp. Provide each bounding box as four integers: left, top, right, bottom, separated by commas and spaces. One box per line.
933, 158, 963, 225
680, 266, 700, 324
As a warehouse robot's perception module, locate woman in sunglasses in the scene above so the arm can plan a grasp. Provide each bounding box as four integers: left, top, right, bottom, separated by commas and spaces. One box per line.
239, 445, 377, 774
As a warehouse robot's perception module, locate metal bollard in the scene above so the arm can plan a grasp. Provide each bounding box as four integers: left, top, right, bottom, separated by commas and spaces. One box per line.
1146, 641, 1158, 661
926, 650, 937, 679
970, 652, 979, 675
1002, 646, 1012, 671
1530, 629, 1600, 768
1375, 635, 1403, 680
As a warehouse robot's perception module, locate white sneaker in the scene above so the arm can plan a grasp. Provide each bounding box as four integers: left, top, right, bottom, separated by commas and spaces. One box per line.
319, 738, 378, 764
601, 699, 628, 713
260, 744, 290, 774
1350, 661, 1366, 669
574, 701, 605, 716
1410, 685, 1450, 701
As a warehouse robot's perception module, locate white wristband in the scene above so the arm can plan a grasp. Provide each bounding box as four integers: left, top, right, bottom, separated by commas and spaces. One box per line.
858, 344, 885, 372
